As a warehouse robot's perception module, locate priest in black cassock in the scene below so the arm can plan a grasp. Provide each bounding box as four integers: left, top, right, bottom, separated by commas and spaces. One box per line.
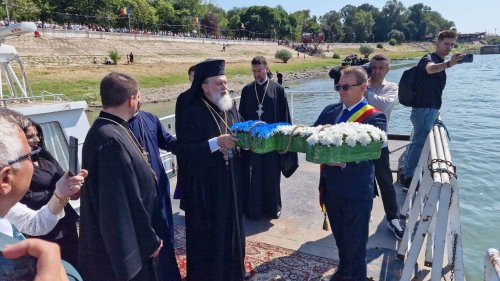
239, 56, 298, 220
80, 72, 167, 281
128, 108, 181, 281
173, 64, 196, 205
176, 59, 246, 281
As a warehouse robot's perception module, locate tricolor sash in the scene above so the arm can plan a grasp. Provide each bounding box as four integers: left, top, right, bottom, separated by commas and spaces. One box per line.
338, 99, 380, 123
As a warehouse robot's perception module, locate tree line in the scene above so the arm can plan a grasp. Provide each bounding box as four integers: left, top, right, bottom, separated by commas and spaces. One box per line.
2, 0, 455, 42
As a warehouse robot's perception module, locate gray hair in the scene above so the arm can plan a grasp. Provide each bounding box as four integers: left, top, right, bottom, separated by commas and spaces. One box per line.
0, 107, 30, 130
0, 115, 25, 169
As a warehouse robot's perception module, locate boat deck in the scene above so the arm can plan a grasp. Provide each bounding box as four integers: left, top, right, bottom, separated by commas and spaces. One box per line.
170, 138, 410, 280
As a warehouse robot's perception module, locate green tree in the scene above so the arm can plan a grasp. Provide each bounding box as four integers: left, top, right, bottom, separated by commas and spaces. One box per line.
275, 49, 292, 63
154, 0, 176, 29
339, 5, 358, 42
388, 29, 405, 44
290, 10, 319, 41
121, 0, 158, 29
108, 48, 121, 64
240, 6, 278, 39
8, 0, 40, 21
319, 10, 344, 42
374, 0, 408, 41
351, 10, 374, 43
359, 44, 374, 57
201, 12, 220, 36
273, 5, 294, 41
407, 4, 430, 41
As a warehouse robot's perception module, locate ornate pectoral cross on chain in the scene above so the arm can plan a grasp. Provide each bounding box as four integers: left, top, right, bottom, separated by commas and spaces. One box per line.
256, 104, 264, 119
254, 80, 270, 120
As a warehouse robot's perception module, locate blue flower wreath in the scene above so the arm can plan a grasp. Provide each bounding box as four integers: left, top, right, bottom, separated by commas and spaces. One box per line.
251, 122, 291, 138
230, 120, 260, 133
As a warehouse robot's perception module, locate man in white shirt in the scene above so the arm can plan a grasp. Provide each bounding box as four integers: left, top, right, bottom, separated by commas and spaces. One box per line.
364, 54, 405, 239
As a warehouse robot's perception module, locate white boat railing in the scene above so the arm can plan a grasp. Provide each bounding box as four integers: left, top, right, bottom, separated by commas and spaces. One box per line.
398, 116, 465, 281
485, 248, 500, 281
158, 114, 176, 176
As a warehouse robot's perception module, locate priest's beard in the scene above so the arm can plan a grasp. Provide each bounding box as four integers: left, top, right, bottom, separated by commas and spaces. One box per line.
210, 91, 233, 111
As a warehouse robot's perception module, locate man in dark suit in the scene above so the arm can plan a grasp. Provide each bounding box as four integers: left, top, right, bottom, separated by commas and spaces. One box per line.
314, 66, 387, 281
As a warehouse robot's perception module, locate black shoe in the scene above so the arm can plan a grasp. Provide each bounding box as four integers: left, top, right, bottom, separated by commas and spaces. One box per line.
270, 210, 281, 219
400, 175, 412, 193
387, 219, 405, 240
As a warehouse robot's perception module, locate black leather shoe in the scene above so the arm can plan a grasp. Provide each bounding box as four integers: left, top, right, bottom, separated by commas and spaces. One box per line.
269, 210, 281, 219
400, 175, 413, 193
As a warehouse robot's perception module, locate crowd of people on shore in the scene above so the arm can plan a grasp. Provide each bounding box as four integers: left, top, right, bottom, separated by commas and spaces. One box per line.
0, 29, 468, 281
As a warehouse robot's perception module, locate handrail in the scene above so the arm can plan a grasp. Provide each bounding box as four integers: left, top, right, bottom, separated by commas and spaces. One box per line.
485, 248, 500, 281
0, 92, 71, 103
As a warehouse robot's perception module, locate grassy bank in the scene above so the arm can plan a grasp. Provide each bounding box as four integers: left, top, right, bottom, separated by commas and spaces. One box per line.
23, 44, 428, 102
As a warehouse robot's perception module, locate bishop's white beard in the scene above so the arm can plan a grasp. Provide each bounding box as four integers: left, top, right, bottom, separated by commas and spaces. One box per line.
211, 92, 233, 111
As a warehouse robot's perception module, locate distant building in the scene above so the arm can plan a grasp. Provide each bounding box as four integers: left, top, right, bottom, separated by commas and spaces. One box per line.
457, 32, 487, 42
480, 44, 500, 54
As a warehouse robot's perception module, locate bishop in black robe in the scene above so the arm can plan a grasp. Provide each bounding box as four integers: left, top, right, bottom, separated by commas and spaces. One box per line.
129, 110, 181, 281
177, 96, 245, 281
79, 111, 165, 281
239, 79, 298, 219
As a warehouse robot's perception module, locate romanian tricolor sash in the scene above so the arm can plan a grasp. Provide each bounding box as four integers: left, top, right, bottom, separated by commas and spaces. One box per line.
338, 99, 380, 123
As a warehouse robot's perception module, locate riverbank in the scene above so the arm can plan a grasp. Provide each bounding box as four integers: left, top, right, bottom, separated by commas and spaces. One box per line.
10, 34, 435, 104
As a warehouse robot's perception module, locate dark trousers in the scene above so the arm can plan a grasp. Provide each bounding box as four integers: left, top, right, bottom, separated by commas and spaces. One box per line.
243, 152, 282, 219
325, 196, 372, 281
375, 147, 399, 221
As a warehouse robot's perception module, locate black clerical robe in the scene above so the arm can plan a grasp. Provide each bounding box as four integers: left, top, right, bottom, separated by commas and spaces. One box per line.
239, 79, 298, 219
79, 111, 164, 281
177, 97, 245, 281
173, 89, 190, 206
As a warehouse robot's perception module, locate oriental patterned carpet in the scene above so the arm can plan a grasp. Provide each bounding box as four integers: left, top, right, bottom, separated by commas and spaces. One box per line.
174, 225, 338, 281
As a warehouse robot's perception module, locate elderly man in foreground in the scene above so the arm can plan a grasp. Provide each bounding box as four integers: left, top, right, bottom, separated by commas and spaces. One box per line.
0, 113, 83, 281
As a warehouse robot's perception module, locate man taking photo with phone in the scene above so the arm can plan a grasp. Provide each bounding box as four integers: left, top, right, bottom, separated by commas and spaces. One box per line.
400, 30, 466, 189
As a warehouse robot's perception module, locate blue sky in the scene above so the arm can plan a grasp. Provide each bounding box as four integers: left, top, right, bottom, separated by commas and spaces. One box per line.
211, 0, 498, 34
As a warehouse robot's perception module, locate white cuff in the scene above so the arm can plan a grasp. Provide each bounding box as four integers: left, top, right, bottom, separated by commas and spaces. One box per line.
208, 137, 220, 153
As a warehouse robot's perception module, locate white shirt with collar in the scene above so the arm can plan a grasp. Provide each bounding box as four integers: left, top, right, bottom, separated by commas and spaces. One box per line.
365, 79, 398, 129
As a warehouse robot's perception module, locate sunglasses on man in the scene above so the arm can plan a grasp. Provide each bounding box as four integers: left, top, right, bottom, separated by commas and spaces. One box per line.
334, 84, 362, 91
2, 147, 42, 168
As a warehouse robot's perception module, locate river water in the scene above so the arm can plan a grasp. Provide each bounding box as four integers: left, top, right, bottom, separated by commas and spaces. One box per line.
92, 54, 499, 279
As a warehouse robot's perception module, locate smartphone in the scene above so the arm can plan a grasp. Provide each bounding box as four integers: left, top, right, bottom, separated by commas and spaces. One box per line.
0, 233, 37, 281
460, 54, 473, 63
68, 136, 79, 176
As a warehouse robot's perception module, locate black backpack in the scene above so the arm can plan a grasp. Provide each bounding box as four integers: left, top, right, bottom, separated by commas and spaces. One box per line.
398, 65, 421, 107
